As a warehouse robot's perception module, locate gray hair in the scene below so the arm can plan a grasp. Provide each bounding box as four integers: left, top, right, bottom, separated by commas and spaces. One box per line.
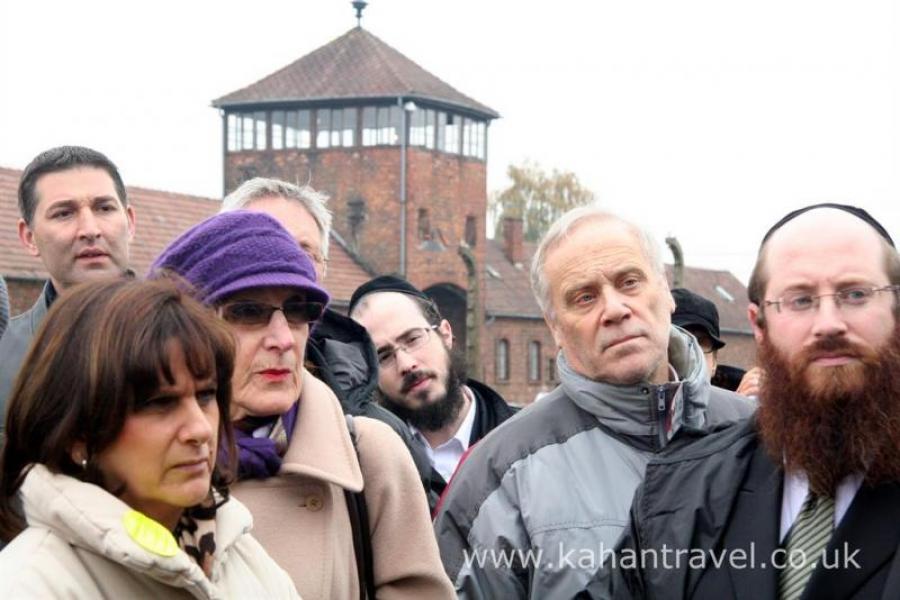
530, 204, 665, 319
220, 177, 333, 259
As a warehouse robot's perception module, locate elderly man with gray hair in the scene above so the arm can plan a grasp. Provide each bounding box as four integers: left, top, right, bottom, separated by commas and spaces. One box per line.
221, 177, 436, 504
433, 205, 754, 599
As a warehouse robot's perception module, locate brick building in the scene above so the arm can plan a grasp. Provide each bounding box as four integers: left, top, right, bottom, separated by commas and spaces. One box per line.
0, 24, 756, 405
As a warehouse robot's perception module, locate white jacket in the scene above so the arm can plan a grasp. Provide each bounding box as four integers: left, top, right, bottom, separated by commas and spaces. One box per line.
0, 464, 300, 599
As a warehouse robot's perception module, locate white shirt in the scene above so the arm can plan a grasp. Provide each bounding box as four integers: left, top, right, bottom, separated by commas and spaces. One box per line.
779, 470, 864, 542
411, 386, 477, 482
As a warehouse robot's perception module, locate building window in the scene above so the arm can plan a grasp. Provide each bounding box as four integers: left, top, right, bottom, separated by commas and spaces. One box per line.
425, 109, 436, 149
410, 109, 426, 146
285, 110, 311, 149
528, 341, 541, 382
227, 114, 239, 151
361, 105, 401, 146
462, 118, 486, 159
254, 111, 266, 150
444, 113, 461, 154
496, 339, 510, 382
362, 107, 377, 146
418, 208, 431, 241
271, 111, 285, 150
465, 215, 477, 247
436, 111, 446, 151
316, 109, 332, 148
341, 107, 356, 146
548, 357, 558, 382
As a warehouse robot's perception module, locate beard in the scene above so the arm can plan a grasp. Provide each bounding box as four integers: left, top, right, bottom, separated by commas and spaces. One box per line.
378, 346, 468, 432
756, 323, 900, 495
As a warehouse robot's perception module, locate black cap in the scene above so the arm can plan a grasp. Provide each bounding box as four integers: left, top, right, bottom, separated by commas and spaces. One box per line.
761, 203, 894, 249
671, 288, 725, 350
349, 275, 433, 315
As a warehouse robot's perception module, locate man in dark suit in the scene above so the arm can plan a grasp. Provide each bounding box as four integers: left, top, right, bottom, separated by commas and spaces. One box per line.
581, 203, 900, 600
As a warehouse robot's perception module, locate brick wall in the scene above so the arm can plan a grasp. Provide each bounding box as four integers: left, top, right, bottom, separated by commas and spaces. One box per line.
225, 147, 487, 290
484, 316, 557, 406
5, 277, 43, 316
718, 332, 757, 370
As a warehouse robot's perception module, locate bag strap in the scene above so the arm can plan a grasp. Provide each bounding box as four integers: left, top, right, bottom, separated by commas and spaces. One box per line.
344, 415, 376, 600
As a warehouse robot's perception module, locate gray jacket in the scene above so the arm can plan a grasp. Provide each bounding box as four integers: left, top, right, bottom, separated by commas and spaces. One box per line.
0, 281, 54, 438
433, 326, 755, 600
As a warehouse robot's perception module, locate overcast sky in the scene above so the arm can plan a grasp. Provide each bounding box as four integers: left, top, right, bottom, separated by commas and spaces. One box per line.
2, 0, 899, 283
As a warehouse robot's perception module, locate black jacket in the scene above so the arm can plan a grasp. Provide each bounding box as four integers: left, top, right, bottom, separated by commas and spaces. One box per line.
305, 308, 436, 503
579, 417, 900, 600
426, 378, 519, 498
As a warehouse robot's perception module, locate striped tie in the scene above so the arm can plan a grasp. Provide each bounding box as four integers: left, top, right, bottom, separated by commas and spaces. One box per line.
778, 493, 835, 600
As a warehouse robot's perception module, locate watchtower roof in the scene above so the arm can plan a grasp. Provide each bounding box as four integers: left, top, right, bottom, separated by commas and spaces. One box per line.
213, 27, 499, 119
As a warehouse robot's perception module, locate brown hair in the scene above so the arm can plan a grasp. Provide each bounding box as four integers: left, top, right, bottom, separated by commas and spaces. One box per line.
0, 279, 236, 542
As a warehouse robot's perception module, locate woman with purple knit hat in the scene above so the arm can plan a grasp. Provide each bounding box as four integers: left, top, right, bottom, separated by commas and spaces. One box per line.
152, 211, 453, 600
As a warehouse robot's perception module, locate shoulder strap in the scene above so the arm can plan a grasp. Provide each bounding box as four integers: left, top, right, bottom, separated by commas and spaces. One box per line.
344, 415, 376, 600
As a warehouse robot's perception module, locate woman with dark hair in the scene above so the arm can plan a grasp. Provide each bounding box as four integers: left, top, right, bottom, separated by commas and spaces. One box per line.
0, 279, 299, 599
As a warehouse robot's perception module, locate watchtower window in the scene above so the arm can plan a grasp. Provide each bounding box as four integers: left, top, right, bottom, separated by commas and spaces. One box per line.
285, 110, 311, 149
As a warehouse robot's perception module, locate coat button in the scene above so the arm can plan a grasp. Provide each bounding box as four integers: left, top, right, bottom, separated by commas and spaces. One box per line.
306, 495, 323, 511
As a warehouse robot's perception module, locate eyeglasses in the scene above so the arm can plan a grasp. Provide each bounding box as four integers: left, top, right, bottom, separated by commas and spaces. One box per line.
377, 325, 438, 368
221, 298, 324, 327
763, 285, 900, 314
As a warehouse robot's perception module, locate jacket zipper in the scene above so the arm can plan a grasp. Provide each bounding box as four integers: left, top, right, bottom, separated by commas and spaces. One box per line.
656, 386, 668, 449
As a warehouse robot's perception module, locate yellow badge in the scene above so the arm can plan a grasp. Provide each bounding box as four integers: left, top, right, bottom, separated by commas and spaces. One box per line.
123, 510, 179, 557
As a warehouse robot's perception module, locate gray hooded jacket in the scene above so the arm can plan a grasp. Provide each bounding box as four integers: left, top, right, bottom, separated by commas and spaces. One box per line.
433, 326, 755, 600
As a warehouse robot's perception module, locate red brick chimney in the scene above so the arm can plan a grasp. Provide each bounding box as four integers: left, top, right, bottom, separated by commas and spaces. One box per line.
503, 217, 524, 266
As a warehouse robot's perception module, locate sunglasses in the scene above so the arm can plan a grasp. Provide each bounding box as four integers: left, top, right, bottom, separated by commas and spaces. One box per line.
221, 298, 325, 327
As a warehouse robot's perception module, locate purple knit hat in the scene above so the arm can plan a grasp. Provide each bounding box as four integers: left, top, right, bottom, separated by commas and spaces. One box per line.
150, 211, 329, 306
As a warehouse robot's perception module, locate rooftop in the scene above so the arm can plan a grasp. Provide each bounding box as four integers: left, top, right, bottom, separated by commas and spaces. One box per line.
213, 27, 499, 119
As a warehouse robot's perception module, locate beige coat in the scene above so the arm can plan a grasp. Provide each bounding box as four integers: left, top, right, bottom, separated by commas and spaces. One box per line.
0, 464, 299, 599
233, 369, 454, 600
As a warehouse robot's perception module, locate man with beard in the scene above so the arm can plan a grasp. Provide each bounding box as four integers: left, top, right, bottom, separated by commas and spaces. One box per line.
349, 275, 517, 499
579, 203, 900, 600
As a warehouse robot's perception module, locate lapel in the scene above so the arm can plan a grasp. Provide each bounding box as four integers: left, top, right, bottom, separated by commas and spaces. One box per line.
802, 481, 900, 599
719, 441, 783, 600
279, 369, 364, 492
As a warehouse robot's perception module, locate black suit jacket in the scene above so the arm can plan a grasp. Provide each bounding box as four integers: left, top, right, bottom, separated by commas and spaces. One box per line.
581, 418, 900, 600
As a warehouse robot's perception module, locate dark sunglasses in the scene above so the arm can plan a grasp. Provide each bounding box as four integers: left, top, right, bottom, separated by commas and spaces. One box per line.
221, 299, 325, 327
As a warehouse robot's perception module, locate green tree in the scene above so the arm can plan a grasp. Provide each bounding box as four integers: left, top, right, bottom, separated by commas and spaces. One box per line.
490, 161, 596, 242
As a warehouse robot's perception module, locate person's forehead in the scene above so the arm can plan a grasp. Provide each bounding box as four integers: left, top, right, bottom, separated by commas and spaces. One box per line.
763, 209, 887, 286
357, 292, 429, 341
34, 166, 118, 204
545, 218, 650, 282
248, 196, 318, 239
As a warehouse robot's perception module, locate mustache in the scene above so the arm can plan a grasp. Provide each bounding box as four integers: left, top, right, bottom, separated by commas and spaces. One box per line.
400, 369, 437, 394
799, 335, 868, 363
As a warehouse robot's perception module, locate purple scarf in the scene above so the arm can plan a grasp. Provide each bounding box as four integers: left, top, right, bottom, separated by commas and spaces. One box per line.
229, 401, 300, 480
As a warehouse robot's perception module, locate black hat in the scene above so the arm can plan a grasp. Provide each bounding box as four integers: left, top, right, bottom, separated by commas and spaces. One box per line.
348, 275, 433, 315
671, 288, 725, 350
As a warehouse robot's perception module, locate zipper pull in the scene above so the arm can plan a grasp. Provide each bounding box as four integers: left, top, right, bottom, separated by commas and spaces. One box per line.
657, 386, 666, 413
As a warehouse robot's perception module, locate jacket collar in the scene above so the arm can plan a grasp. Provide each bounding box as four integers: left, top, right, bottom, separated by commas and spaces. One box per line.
558, 325, 713, 450
279, 369, 365, 492
20, 464, 251, 596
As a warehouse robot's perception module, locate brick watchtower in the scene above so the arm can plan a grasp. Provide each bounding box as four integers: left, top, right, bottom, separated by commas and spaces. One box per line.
212, 22, 498, 372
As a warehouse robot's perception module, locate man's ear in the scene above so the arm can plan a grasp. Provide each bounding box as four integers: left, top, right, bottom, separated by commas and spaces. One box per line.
125, 205, 136, 241
438, 319, 453, 348
748, 303, 765, 344
18, 218, 40, 257
544, 313, 564, 350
